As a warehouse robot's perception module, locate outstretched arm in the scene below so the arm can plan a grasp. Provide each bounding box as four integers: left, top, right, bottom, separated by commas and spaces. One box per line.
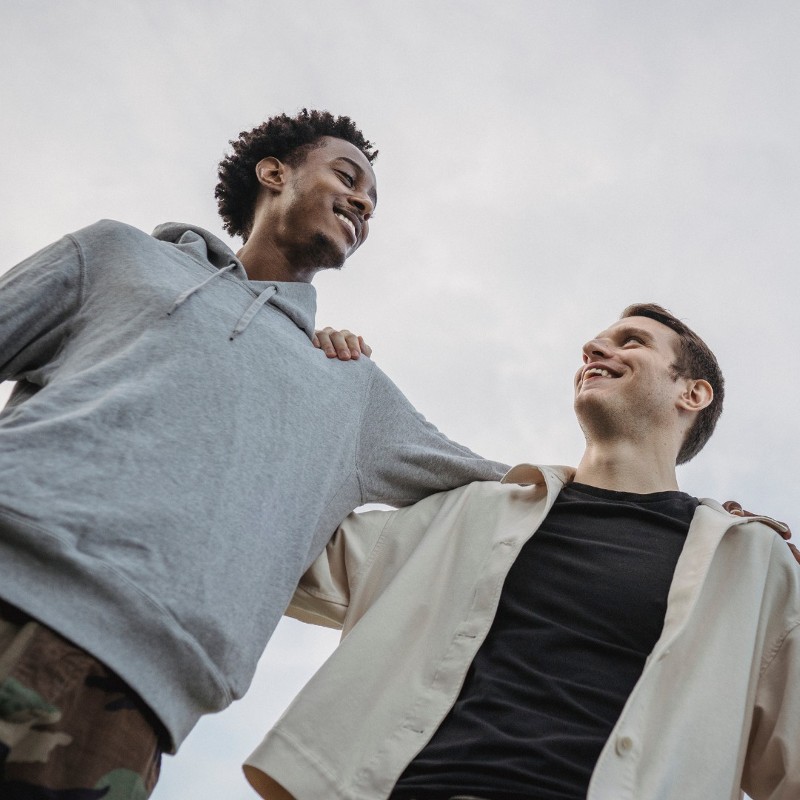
286, 507, 396, 629
357, 366, 508, 507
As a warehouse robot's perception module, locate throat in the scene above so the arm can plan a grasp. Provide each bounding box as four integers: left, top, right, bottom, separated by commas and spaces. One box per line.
238, 239, 326, 283
574, 443, 680, 494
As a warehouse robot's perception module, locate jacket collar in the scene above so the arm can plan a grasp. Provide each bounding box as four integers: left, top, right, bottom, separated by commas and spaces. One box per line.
501, 463, 575, 488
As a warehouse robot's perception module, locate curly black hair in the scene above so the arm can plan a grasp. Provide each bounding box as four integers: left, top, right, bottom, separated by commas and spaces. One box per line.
215, 109, 378, 241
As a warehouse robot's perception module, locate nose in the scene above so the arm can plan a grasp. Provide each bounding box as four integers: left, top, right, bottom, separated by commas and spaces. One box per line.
348, 191, 375, 222
582, 337, 611, 363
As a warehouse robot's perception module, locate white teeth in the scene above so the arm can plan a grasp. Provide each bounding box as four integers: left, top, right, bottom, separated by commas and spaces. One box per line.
584, 368, 612, 380
335, 212, 356, 238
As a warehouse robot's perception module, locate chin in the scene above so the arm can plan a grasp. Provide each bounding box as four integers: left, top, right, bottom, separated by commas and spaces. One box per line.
574, 392, 611, 426
308, 233, 347, 270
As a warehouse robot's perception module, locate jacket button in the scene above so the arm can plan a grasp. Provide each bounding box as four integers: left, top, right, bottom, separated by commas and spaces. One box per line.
615, 735, 634, 755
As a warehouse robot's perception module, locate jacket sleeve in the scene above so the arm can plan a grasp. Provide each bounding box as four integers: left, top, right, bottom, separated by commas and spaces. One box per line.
286, 485, 462, 630
0, 235, 85, 381
356, 365, 508, 506
741, 549, 800, 799
285, 507, 397, 629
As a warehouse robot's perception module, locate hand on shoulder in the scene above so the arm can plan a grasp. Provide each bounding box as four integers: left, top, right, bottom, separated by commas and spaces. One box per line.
313, 327, 372, 361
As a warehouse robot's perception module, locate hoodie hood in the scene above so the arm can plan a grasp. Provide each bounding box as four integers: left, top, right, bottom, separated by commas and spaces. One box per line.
153, 222, 317, 340
153, 222, 247, 276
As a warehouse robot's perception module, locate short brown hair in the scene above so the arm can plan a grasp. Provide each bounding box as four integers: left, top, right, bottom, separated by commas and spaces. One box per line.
620, 303, 724, 464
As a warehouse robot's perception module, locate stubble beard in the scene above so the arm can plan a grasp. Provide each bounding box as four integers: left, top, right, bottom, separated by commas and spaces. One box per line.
289, 232, 346, 273
574, 391, 628, 443
576, 386, 672, 448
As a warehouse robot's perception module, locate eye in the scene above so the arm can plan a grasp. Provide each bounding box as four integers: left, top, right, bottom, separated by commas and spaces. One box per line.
623, 335, 644, 346
336, 170, 355, 188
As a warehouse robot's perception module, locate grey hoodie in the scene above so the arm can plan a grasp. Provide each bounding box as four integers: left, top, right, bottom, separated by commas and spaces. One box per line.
0, 220, 506, 749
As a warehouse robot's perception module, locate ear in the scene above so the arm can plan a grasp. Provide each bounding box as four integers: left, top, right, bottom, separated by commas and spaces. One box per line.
255, 157, 287, 192
677, 378, 713, 413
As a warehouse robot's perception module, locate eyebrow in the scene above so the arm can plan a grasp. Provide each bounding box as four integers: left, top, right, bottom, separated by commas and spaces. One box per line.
334, 157, 378, 204
613, 325, 656, 344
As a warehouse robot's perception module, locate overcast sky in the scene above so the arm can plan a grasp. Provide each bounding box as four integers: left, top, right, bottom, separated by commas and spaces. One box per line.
2, 2, 799, 797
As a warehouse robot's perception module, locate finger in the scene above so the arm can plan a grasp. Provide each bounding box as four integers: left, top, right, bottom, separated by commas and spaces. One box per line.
339, 330, 362, 360
359, 336, 373, 358
774, 520, 792, 540
723, 500, 744, 516
314, 328, 338, 358
724, 501, 792, 540
789, 542, 800, 566
749, 514, 791, 539
327, 328, 353, 361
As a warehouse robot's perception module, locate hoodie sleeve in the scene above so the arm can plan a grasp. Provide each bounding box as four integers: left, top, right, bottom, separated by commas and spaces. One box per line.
0, 234, 85, 381
356, 364, 508, 506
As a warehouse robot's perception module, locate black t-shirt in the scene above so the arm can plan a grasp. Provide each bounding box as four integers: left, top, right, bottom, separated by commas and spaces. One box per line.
391, 483, 699, 800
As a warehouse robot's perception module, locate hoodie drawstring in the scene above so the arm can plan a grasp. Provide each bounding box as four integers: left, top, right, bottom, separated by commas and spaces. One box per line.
167, 267, 287, 340
230, 285, 278, 340
166, 264, 238, 316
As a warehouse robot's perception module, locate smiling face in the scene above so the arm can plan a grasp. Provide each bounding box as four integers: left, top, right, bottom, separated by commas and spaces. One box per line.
573, 315, 690, 446
269, 136, 377, 275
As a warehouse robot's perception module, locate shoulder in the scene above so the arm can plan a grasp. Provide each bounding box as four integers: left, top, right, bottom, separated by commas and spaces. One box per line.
368, 481, 492, 531
716, 508, 800, 608
71, 219, 148, 240
384, 478, 543, 529
67, 219, 157, 257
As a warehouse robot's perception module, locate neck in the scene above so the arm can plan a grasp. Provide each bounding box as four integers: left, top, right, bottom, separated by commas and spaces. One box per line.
573, 440, 680, 494
236, 236, 316, 283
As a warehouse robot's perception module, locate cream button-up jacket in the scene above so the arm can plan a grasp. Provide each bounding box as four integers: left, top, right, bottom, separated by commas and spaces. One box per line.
245, 465, 800, 800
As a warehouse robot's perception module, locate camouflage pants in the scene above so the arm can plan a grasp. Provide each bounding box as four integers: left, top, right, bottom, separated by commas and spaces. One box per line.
0, 600, 164, 799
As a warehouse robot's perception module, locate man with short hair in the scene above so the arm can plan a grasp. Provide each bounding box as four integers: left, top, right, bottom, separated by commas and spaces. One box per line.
245, 304, 798, 800
0, 109, 507, 797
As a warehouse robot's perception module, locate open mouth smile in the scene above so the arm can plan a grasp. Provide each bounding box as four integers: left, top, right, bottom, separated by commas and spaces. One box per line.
581, 365, 622, 383
334, 211, 358, 244
584, 367, 613, 379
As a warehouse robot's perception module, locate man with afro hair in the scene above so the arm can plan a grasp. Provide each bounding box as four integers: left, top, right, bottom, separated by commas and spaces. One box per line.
0, 108, 507, 797
217, 108, 377, 242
